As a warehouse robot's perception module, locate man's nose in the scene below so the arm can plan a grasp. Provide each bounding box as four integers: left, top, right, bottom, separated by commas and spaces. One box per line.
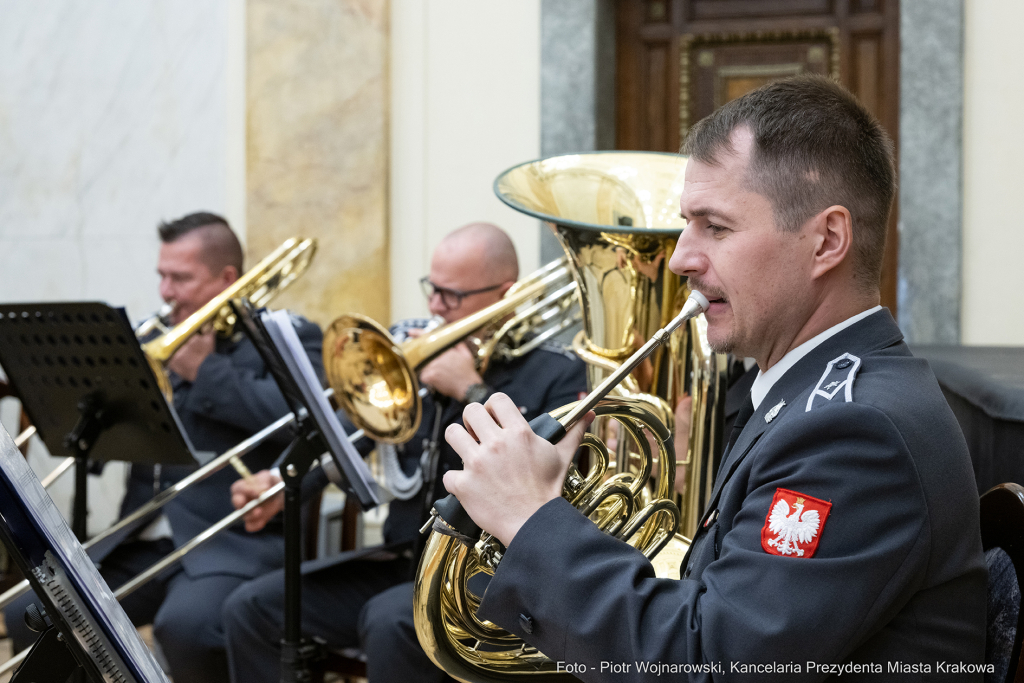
159, 277, 174, 303
668, 224, 705, 277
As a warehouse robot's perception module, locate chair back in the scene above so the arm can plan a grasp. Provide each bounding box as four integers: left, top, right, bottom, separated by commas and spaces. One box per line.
982, 483, 1024, 683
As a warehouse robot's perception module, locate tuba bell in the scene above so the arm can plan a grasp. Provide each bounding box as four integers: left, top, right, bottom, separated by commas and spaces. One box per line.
413, 152, 727, 682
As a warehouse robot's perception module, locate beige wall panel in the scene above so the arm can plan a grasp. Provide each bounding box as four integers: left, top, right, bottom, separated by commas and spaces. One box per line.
390, 0, 542, 323
247, 0, 389, 326
962, 0, 1024, 345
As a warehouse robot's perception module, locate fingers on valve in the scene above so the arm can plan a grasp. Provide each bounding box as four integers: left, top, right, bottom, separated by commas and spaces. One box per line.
483, 392, 525, 429
446, 422, 478, 455
462, 401, 499, 440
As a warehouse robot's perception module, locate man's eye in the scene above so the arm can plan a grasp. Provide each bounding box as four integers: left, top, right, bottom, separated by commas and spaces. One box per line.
708, 224, 727, 235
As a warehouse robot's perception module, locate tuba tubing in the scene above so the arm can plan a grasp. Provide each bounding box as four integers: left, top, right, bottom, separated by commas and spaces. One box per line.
427, 291, 709, 544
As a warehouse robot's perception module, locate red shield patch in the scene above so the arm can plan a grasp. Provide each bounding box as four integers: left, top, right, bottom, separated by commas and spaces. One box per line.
761, 488, 831, 558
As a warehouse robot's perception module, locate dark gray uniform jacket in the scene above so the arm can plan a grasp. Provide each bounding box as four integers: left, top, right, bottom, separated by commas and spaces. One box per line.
121, 317, 324, 579
478, 309, 987, 682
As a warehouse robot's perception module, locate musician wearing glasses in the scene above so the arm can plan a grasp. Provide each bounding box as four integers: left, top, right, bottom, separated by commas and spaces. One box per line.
222, 222, 588, 683
442, 78, 986, 679
6, 213, 324, 683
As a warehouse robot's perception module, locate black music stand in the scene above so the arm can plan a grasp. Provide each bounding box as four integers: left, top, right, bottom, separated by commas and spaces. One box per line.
233, 300, 384, 683
0, 302, 196, 541
0, 424, 171, 683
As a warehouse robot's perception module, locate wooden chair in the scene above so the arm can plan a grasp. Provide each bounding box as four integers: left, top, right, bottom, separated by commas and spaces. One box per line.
981, 483, 1024, 683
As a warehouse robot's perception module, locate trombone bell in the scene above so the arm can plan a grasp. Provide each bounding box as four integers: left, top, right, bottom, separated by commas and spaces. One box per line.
324, 314, 422, 444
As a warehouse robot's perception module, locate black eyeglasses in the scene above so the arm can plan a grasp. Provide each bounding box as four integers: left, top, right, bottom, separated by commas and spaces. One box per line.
419, 277, 503, 310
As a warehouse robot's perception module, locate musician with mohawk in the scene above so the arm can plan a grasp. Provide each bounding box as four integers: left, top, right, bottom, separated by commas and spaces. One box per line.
446, 76, 987, 680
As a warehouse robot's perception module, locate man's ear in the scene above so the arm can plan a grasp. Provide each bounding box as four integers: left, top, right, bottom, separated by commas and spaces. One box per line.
221, 265, 240, 285
810, 205, 853, 280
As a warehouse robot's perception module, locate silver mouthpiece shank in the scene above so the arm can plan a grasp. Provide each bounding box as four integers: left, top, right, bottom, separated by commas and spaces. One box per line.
665, 290, 709, 335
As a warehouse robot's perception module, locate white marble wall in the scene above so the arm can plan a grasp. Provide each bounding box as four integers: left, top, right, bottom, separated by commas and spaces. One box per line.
0, 0, 245, 532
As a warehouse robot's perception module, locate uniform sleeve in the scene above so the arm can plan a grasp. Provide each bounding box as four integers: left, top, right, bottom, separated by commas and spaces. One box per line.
477, 402, 929, 682
537, 355, 589, 414
178, 319, 325, 436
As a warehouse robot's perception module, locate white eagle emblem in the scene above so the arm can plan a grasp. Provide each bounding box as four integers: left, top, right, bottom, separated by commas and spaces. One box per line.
766, 497, 820, 556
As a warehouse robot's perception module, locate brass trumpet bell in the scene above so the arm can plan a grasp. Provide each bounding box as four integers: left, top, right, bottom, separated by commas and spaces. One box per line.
323, 260, 579, 445
323, 314, 423, 444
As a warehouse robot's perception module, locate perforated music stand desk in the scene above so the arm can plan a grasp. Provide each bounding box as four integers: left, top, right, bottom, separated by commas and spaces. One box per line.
0, 302, 196, 538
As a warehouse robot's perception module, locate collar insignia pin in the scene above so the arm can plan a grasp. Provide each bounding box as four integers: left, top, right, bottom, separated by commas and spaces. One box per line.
765, 399, 786, 424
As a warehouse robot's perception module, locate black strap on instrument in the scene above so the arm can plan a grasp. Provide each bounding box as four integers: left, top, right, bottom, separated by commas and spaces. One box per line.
427, 412, 564, 547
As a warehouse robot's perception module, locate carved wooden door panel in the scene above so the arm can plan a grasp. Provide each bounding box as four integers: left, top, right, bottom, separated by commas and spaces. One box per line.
616, 0, 900, 310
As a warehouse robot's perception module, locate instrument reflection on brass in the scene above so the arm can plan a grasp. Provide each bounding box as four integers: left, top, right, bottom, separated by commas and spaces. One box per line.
323, 258, 579, 444
413, 152, 727, 683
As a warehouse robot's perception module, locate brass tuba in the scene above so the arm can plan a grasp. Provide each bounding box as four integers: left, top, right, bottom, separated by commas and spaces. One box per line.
413, 152, 727, 682
322, 257, 579, 444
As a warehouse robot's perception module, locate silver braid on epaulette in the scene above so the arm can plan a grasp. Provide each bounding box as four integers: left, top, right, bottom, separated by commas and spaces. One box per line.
378, 442, 424, 500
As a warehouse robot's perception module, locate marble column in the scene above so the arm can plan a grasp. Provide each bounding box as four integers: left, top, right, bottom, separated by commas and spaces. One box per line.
539, 0, 616, 264
246, 0, 389, 326
898, 0, 964, 343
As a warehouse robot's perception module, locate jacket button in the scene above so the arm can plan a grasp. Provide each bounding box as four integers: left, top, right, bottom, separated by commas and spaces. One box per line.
835, 359, 852, 369
518, 613, 534, 634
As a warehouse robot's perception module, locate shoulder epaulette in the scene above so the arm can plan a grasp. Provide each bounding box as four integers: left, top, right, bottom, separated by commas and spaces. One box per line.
806, 353, 862, 412
538, 341, 580, 361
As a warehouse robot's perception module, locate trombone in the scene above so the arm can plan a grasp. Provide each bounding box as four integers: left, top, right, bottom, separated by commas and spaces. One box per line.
323, 257, 580, 444
6, 238, 318, 501
0, 389, 355, 613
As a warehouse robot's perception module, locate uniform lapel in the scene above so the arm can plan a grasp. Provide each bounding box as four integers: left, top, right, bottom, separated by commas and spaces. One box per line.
704, 309, 903, 510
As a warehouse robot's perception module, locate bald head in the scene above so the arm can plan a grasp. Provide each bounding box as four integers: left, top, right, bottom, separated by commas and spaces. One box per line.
438, 222, 519, 283
428, 222, 519, 323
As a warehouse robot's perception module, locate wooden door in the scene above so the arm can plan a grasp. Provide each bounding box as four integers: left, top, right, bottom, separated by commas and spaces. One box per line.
617, 0, 900, 311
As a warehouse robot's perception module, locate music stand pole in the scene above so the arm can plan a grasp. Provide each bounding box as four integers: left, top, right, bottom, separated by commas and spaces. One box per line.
278, 425, 324, 683
62, 393, 105, 541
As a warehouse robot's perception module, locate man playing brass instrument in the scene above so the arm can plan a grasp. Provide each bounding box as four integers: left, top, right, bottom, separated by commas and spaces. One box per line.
6, 212, 324, 683
222, 222, 588, 683
443, 77, 986, 680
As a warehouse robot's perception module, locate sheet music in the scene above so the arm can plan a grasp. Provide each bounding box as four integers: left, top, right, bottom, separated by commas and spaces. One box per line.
264, 309, 382, 506
0, 425, 170, 683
